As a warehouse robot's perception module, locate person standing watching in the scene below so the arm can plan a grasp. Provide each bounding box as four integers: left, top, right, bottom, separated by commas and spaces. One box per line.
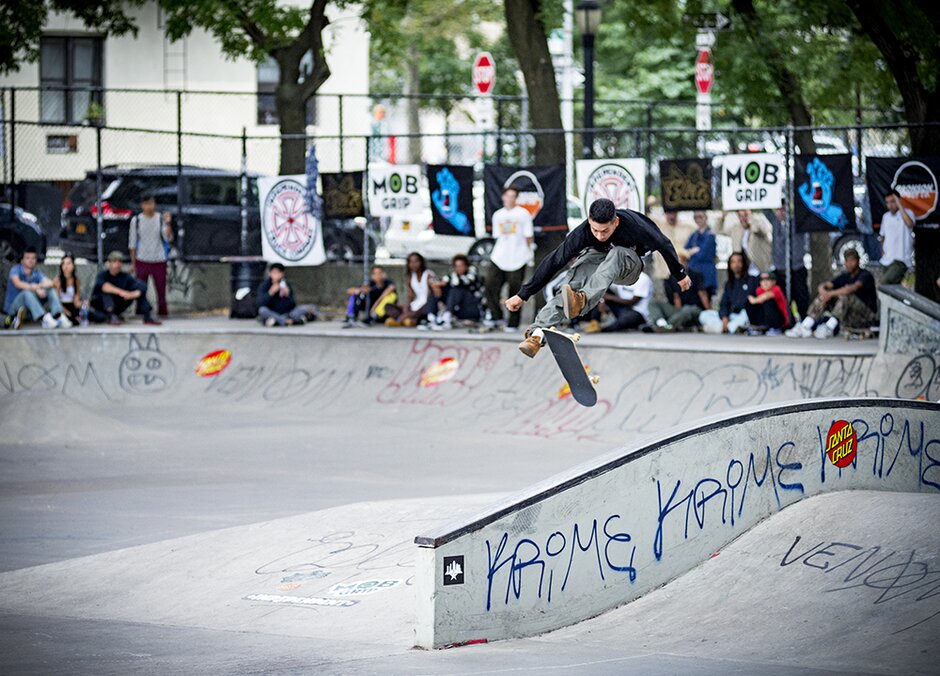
766, 201, 810, 320
485, 186, 534, 332
879, 189, 915, 285
129, 194, 172, 318
685, 211, 717, 299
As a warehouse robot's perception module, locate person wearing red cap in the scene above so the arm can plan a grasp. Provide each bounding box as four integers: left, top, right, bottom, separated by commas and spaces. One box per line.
745, 271, 790, 335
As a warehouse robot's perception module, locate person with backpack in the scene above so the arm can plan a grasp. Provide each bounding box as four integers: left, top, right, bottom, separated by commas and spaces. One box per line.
129, 193, 173, 318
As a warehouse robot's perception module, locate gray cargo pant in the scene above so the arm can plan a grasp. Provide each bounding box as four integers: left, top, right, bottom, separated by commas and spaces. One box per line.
529, 246, 643, 331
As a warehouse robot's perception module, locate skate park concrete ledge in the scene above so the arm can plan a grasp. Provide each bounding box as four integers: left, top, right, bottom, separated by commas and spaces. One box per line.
412, 397, 940, 648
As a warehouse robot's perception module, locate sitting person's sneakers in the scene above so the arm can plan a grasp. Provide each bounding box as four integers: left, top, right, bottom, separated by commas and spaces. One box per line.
766, 328, 783, 336
785, 318, 814, 338
402, 317, 418, 328
264, 316, 277, 328
41, 312, 58, 329
561, 284, 587, 319
746, 326, 765, 336
384, 317, 401, 327
584, 319, 603, 334
518, 330, 543, 358
57, 314, 73, 328
12, 307, 27, 330
814, 317, 838, 339
143, 315, 162, 326
108, 314, 122, 326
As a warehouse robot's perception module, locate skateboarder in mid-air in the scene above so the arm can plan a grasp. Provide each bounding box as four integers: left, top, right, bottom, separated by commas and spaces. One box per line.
505, 198, 691, 357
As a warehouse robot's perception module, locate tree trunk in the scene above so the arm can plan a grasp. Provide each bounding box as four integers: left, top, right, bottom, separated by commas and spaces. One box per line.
846, 0, 940, 155
405, 42, 422, 164
731, 0, 830, 287
504, 0, 564, 166
271, 0, 332, 175
275, 54, 307, 175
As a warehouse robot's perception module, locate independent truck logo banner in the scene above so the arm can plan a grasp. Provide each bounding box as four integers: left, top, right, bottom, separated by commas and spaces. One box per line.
576, 158, 646, 215
258, 175, 326, 266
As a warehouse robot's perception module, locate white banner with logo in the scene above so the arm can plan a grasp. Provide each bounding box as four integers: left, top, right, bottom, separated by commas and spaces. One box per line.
576, 159, 646, 215
258, 175, 326, 266
367, 163, 424, 216
719, 153, 785, 210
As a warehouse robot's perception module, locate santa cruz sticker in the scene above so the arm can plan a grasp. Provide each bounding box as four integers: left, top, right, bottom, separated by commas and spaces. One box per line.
825, 420, 858, 468
263, 178, 318, 261
195, 350, 232, 377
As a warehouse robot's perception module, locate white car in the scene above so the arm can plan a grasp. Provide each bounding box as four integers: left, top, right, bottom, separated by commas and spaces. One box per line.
376, 190, 585, 264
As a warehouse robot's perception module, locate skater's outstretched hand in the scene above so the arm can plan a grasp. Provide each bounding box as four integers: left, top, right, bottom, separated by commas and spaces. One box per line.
677, 275, 692, 291
505, 295, 524, 312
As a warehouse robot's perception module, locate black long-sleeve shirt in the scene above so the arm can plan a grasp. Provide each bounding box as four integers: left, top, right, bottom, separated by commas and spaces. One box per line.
517, 209, 687, 300
718, 274, 759, 318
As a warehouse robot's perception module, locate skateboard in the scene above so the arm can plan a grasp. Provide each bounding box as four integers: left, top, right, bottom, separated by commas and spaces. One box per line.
542, 327, 599, 407
842, 326, 875, 341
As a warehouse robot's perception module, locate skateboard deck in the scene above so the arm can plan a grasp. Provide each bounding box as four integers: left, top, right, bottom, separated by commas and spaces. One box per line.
542, 327, 598, 407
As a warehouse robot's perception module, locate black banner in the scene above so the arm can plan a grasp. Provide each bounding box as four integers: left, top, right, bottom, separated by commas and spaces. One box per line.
659, 158, 712, 210
427, 164, 475, 236
320, 171, 365, 219
866, 156, 940, 228
484, 164, 567, 238
794, 154, 857, 232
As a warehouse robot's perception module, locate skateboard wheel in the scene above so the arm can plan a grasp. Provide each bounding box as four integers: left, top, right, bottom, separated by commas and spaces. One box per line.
572, 333, 581, 342
591, 375, 600, 385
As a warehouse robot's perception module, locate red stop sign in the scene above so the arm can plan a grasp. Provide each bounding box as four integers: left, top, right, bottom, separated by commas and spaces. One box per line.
472, 52, 496, 95
695, 48, 714, 94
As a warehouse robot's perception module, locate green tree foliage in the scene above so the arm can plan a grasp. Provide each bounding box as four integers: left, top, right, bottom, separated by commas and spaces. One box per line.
0, 0, 143, 74
160, 0, 338, 173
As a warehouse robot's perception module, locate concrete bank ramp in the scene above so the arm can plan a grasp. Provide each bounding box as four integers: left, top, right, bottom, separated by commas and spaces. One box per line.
413, 398, 940, 648
0, 327, 921, 449
0, 495, 498, 663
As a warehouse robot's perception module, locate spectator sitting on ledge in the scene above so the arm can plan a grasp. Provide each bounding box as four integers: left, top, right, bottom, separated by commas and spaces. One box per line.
745, 271, 791, 336
90, 251, 160, 326
4, 246, 70, 329
256, 263, 316, 327
343, 265, 397, 327
428, 254, 484, 329
699, 251, 758, 335
786, 248, 876, 339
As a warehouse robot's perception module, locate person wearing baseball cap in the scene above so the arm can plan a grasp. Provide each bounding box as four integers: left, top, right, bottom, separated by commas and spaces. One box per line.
745, 271, 790, 335
89, 251, 161, 325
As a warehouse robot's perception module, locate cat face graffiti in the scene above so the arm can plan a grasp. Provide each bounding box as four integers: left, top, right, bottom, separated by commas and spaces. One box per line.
119, 334, 176, 394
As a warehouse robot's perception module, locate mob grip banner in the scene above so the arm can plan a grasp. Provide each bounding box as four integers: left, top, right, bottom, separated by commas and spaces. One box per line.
427, 164, 475, 236
367, 163, 424, 216
719, 153, 785, 210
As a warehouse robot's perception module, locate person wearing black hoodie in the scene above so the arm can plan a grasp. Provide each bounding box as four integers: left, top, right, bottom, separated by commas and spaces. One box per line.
699, 251, 759, 334
256, 263, 317, 327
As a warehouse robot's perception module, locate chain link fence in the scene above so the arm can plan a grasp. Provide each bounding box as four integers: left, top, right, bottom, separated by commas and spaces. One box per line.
0, 86, 929, 280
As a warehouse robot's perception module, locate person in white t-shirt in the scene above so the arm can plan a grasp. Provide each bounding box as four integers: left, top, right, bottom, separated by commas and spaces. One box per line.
879, 188, 915, 285
586, 270, 653, 333
485, 186, 534, 331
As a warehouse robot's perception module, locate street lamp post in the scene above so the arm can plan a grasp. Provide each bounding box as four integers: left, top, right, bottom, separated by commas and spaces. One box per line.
576, 0, 602, 159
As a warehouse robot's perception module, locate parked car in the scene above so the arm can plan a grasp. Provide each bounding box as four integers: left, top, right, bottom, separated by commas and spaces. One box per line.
0, 204, 47, 262
377, 193, 586, 265
60, 165, 263, 261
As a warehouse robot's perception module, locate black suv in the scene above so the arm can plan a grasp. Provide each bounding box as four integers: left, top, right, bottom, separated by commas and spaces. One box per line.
60, 166, 262, 261
1, 203, 47, 262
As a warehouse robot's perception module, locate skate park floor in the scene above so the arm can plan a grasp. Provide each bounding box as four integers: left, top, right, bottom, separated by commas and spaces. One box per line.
1, 319, 934, 674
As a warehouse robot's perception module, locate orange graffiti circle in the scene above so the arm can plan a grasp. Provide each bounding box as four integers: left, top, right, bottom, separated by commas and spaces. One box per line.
195, 350, 232, 378
420, 357, 459, 387
825, 420, 858, 468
